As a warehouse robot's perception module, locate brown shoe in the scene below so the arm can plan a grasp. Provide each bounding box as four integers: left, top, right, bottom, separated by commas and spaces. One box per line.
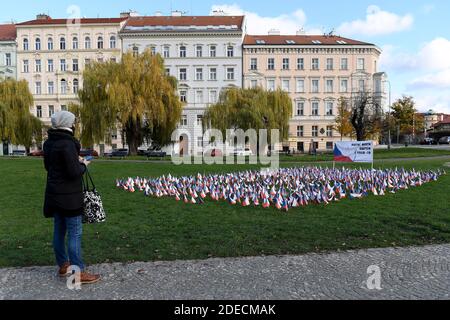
80, 272, 101, 285
58, 262, 71, 277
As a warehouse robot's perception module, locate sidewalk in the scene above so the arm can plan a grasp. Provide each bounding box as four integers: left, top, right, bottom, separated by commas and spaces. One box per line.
1, 244, 449, 300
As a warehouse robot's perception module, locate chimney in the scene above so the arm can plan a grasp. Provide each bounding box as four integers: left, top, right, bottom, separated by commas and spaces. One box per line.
120, 10, 139, 18
36, 14, 51, 20
268, 29, 280, 36
155, 11, 163, 17
171, 10, 183, 17
296, 28, 305, 35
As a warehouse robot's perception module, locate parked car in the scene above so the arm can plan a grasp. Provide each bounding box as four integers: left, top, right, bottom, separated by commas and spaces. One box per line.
79, 149, 99, 157
438, 136, 450, 145
147, 150, 167, 158
109, 149, 129, 157
233, 148, 253, 156
420, 137, 437, 145
12, 150, 27, 156
28, 150, 44, 157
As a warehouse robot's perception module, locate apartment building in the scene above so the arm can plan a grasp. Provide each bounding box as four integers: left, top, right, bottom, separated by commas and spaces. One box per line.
15, 14, 127, 152
243, 32, 386, 153
119, 13, 245, 155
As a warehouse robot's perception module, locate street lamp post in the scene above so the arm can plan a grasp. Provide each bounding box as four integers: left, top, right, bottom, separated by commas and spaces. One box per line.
383, 80, 392, 150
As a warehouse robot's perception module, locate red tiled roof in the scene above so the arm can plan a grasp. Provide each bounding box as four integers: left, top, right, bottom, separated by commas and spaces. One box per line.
16, 17, 127, 26
0, 24, 16, 41
123, 15, 245, 31
243, 34, 374, 46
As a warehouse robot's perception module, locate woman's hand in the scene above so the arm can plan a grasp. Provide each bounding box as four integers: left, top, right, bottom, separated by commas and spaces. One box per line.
79, 156, 91, 166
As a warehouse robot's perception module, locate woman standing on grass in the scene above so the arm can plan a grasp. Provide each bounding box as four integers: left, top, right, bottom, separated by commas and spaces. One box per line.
43, 111, 100, 284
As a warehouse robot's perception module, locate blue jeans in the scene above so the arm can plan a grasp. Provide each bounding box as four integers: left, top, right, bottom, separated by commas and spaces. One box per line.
53, 213, 85, 271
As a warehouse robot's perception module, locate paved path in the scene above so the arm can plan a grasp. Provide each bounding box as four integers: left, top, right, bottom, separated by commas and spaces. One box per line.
1, 245, 449, 300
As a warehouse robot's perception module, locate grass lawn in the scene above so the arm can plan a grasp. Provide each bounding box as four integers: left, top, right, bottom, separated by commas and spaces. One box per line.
0, 156, 449, 268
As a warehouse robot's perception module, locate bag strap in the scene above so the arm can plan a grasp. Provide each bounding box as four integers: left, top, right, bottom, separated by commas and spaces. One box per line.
83, 166, 96, 191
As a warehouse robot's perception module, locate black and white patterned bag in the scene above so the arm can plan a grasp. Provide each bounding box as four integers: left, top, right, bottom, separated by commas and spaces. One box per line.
82, 168, 106, 224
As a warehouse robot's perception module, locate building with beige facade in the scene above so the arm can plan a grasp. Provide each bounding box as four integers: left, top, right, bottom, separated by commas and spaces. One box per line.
243, 33, 386, 153
15, 14, 128, 152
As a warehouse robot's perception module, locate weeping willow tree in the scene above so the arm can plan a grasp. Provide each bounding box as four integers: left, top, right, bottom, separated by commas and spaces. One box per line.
203, 87, 292, 143
0, 79, 43, 153
77, 50, 183, 155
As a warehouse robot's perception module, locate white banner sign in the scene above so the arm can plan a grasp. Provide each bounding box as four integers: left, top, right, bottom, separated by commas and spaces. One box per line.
334, 141, 374, 163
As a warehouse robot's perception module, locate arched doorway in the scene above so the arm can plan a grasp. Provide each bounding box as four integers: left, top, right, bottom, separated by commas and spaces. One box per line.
179, 134, 189, 156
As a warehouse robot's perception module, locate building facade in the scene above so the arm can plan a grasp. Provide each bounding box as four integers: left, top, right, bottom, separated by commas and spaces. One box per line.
243, 33, 386, 153
0, 24, 18, 155
15, 14, 127, 152
119, 13, 245, 155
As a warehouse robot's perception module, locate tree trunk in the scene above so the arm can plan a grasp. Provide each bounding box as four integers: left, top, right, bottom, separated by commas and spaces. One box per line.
125, 118, 143, 156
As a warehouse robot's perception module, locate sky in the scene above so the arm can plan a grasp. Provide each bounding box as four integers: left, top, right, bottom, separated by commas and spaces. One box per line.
1, 0, 450, 113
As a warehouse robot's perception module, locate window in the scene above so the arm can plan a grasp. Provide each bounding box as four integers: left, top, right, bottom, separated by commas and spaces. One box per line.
85, 37, 91, 49
326, 126, 333, 137
163, 46, 170, 58
209, 68, 217, 80
311, 102, 319, 116
282, 58, 289, 70
357, 58, 365, 70
196, 115, 203, 126
326, 79, 334, 93
110, 36, 116, 49
268, 58, 275, 70
250, 80, 257, 88
311, 79, 319, 93
5, 53, 11, 66
326, 142, 334, 150
23, 39, 29, 51
36, 106, 42, 118
35, 82, 41, 95
132, 46, 139, 57
196, 45, 202, 57
180, 90, 187, 103
23, 60, 29, 73
297, 58, 304, 70
282, 79, 290, 92
97, 36, 103, 49
312, 58, 319, 70
72, 37, 78, 50
226, 67, 235, 80
60, 59, 66, 72
61, 105, 67, 111
296, 102, 304, 116
72, 59, 79, 72
341, 58, 348, 70
73, 79, 79, 93
312, 126, 319, 137
97, 57, 103, 63
35, 38, 41, 51
47, 38, 53, 50
180, 115, 188, 126
179, 68, 187, 81
195, 68, 203, 81
179, 46, 186, 57
359, 80, 365, 92
197, 137, 203, 148
209, 90, 217, 104
326, 58, 333, 70
340, 79, 348, 93
48, 81, 54, 94
326, 102, 334, 116
35, 59, 41, 73
297, 126, 304, 137
111, 57, 117, 63
60, 79, 67, 94
165, 68, 170, 76
48, 105, 55, 118
85, 58, 91, 66
210, 45, 216, 57
296, 79, 305, 93
267, 79, 275, 91
60, 37, 66, 50
250, 58, 257, 70
196, 90, 203, 104
227, 46, 234, 57
150, 46, 156, 55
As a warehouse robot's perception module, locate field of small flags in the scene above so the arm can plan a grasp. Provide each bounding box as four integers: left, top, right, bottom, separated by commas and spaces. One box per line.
116, 167, 446, 212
